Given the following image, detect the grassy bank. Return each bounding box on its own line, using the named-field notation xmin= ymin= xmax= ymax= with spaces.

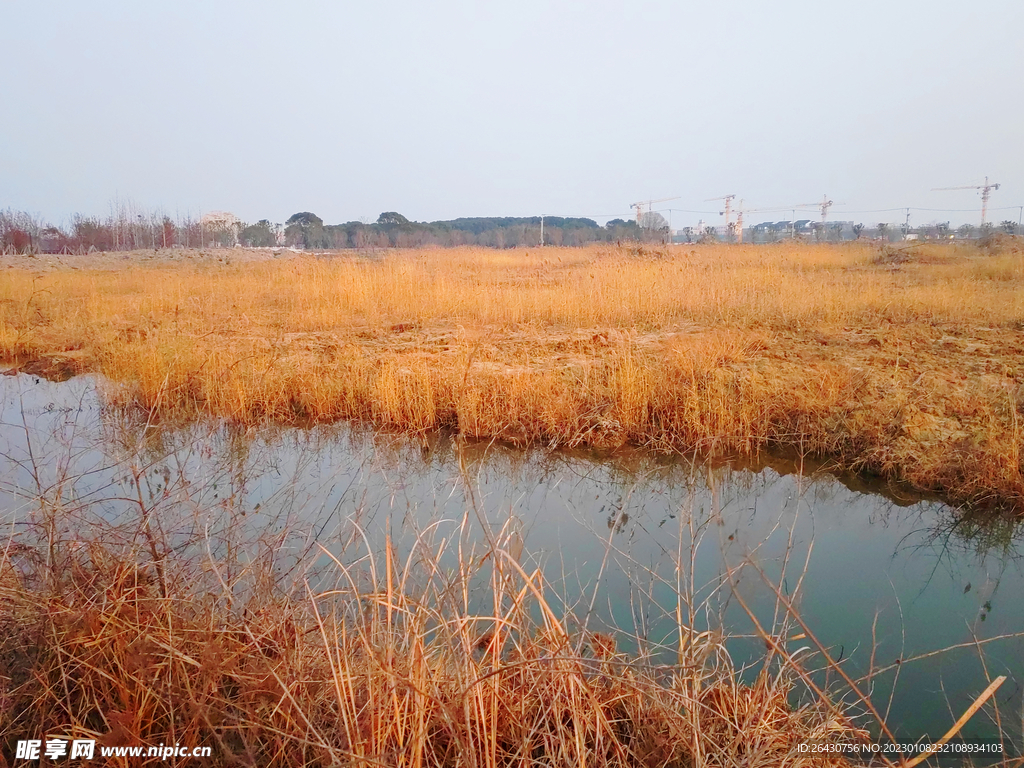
xmin=1 ymin=241 xmax=1022 ymax=510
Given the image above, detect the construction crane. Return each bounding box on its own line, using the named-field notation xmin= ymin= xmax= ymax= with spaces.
xmin=630 ymin=197 xmax=680 ymax=227
xmin=733 ymin=201 xmax=790 ymax=243
xmin=792 ymin=195 xmax=834 ymax=226
xmin=775 ymin=195 xmax=838 ymax=239
xmin=705 ymin=195 xmax=737 ymax=238
xmin=932 ymin=177 xmax=1000 ymax=226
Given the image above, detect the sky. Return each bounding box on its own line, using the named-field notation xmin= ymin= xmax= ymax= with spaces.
xmin=2 ymin=0 xmax=1023 ymax=229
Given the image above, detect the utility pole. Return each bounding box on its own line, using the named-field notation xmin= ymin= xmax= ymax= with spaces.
xmin=540 ymin=215 xmax=544 ymax=247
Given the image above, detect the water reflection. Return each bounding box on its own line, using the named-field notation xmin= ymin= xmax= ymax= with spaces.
xmin=1 ymin=372 xmax=1022 ymax=748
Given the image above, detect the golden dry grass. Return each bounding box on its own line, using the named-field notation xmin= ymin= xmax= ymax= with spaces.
xmin=0 ymin=506 xmax=864 ymax=767
xmin=1 ymin=241 xmax=1023 ymax=510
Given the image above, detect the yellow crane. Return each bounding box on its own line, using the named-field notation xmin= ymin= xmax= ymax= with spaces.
xmin=705 ymin=195 xmax=737 ymax=239
xmin=733 ymin=200 xmax=784 ymax=243
xmin=792 ymin=194 xmax=834 ymax=227
xmin=932 ymin=177 xmax=1000 ymax=226
xmin=630 ymin=197 xmax=680 ymax=227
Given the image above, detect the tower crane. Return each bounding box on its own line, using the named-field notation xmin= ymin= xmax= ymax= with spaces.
xmin=782 ymin=195 xmax=838 ymax=239
xmin=792 ymin=195 xmax=834 ymax=226
xmin=705 ymin=195 xmax=737 ymax=238
xmin=932 ymin=177 xmax=1000 ymax=226
xmin=630 ymin=197 xmax=680 ymax=227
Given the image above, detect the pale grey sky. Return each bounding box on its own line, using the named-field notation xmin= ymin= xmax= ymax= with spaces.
xmin=2 ymin=0 xmax=1022 ymax=228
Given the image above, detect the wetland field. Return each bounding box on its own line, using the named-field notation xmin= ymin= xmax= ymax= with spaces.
xmin=2 ymin=241 xmax=1023 ymax=766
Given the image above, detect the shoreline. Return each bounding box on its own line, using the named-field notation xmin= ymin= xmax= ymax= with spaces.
xmin=2 ymin=242 xmax=1022 ymax=513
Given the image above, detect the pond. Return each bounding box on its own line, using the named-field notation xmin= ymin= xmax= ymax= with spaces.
xmin=2 ymin=371 xmax=1021 ymax=752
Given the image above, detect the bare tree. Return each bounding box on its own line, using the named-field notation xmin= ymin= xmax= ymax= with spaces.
xmin=639 ymin=211 xmax=669 ymax=231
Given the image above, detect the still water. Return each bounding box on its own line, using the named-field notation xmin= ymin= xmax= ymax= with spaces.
xmin=1 ymin=372 xmax=1021 ymax=750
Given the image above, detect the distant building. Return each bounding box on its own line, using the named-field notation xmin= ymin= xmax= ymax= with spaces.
xmin=200 ymin=211 xmax=241 ymax=246
xmin=200 ymin=211 xmax=240 ymax=230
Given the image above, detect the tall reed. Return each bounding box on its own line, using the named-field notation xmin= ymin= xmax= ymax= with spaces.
xmin=1 ymin=458 xmax=868 ymax=766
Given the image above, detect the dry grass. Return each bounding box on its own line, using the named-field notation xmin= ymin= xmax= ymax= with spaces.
xmin=1 ymin=241 xmax=1023 ymax=510
xmin=0 ymin=496 xmax=866 ymax=767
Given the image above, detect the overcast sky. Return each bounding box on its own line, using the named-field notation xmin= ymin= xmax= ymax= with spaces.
xmin=2 ymin=0 xmax=1022 ymax=228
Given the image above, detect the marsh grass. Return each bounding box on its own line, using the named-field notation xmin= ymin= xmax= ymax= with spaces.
xmin=0 ymin=433 xmax=874 ymax=768
xmin=1 ymin=241 xmax=1022 ymax=510
xmin=0 ymin=524 xmax=872 ymax=767
xmin=2 ymin=386 xmax=1022 ymax=767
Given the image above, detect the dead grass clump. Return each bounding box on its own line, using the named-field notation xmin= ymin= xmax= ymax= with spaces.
xmin=978 ymin=232 xmax=1023 ymax=255
xmin=0 ymin=515 xmax=864 ymax=767
xmin=868 ymin=242 xmax=978 ymax=267
xmin=870 ymin=245 xmax=916 ymax=267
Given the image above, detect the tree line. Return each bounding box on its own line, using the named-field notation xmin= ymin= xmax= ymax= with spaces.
xmin=271 ymin=211 xmax=664 ymax=250
xmin=0 ymin=205 xmax=666 ymax=255
xmin=1 ymin=202 xmax=214 ymax=255
xmin=9 ymin=204 xmax=1012 ymax=255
